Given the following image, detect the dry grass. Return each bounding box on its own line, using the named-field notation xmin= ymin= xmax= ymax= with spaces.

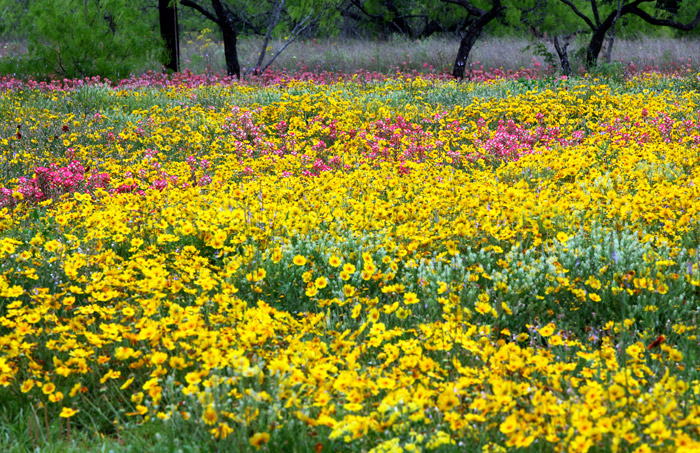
xmin=181 ymin=32 xmax=700 ymax=75
xmin=611 ymin=37 xmax=699 ymax=69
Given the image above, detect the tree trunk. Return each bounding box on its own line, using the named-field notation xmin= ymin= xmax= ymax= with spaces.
xmin=452 ymin=26 xmax=482 ymax=79
xmin=159 ymin=0 xmax=180 ymax=72
xmin=585 ymin=24 xmax=607 ymax=68
xmin=604 ymin=0 xmax=622 ymax=64
xmin=553 ymin=36 xmax=571 ymax=76
xmin=451 ymin=1 xmax=503 ymax=80
xmin=211 ymin=0 xmax=240 ymax=78
xmin=221 ymin=23 xmax=240 ymax=78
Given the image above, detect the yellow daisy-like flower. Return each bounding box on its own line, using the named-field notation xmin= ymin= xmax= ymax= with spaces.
xmin=271 ymin=248 xmax=283 ymax=263
xmin=343 ymin=284 xmax=355 ymax=297
xmin=69 ymin=383 xmax=83 ymax=398
xmin=608 ymin=384 xmax=626 ymax=401
xmin=59 ymin=407 xmax=78 ymax=418
xmin=21 ymin=379 xmax=34 ymax=393
xmin=202 ymin=405 xmax=218 ymax=425
xmin=151 ymin=351 xmax=168 ymax=366
xmin=343 ymin=402 xmax=363 ymax=411
xmin=475 ymin=301 xmax=494 ymax=316
xmin=500 ymin=413 xmax=519 ymax=434
xmin=548 ymin=335 xmax=563 ymax=347
xmin=249 ymin=432 xmax=270 ymax=450
xmin=328 ymin=255 xmax=341 ymax=267
xmin=42 ymin=382 xmax=56 ymax=395
xmin=211 ymin=422 xmax=234 ymax=439
xmin=403 ymin=292 xmax=419 ymax=305
xmin=538 ymin=323 xmax=555 ymax=337
xmin=292 ymin=255 xmax=307 ymax=266
xmin=396 ymin=308 xmax=411 ymax=320
xmin=382 ymin=301 xmax=399 ymax=314
xmin=314 ymin=276 xmax=328 ymax=289
xmin=437 ymin=388 xmax=460 ymax=412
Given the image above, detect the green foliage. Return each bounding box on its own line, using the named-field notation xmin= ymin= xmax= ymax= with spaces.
xmin=0 ymin=0 xmax=163 ymax=80
xmin=0 ymin=0 xmax=28 ymax=38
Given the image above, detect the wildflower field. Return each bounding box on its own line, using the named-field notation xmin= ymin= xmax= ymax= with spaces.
xmin=2 ymin=69 xmax=700 ymax=452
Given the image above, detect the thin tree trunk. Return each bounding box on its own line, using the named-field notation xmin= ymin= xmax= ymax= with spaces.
xmin=250 ymin=0 xmax=285 ymax=75
xmin=159 ymin=0 xmax=180 ymax=72
xmin=259 ymin=12 xmax=314 ymax=74
xmin=553 ymin=36 xmax=571 ymax=76
xmin=604 ymin=0 xmax=622 ymax=64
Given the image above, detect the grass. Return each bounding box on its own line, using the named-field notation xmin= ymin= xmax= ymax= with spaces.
xmin=182 ymin=33 xmax=700 ymax=75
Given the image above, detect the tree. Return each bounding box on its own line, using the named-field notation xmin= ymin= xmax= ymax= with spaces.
xmin=0 ymin=0 xmax=162 ymax=79
xmin=340 ymin=0 xmax=451 ymax=39
xmin=558 ymin=0 xmax=700 ymax=68
xmin=440 ymin=0 xmax=505 ymax=79
xmin=160 ymin=0 xmax=180 ymax=72
xmin=178 ymin=0 xmax=337 ymax=78
xmin=341 ymin=0 xmax=415 ymax=37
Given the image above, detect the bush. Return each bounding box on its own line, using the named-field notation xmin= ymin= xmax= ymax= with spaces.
xmin=1 ymin=0 xmax=163 ymax=80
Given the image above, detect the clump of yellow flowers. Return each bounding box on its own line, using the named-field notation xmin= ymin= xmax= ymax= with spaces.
xmin=1 ymin=71 xmax=700 ymax=451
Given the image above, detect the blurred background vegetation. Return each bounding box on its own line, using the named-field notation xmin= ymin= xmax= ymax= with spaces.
xmin=0 ymin=0 xmax=698 ymax=80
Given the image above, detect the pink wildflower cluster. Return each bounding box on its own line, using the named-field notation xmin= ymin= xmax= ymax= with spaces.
xmin=187 ymin=155 xmax=212 ymax=187
xmin=1 ymin=62 xmax=697 ymax=93
xmin=600 ymin=110 xmax=700 ymax=146
xmin=0 ymin=161 xmax=110 ymax=209
xmin=1 ymin=65 xmax=551 ymax=93
xmin=0 ymin=75 xmax=108 ymax=92
xmin=622 ymin=58 xmax=696 ymax=78
xmin=218 ymin=106 xmax=580 ymax=178
xmin=1 ymin=148 xmax=217 ymax=210
xmin=357 ymin=116 xmax=435 ymax=163
xmin=470 ymin=118 xmax=575 ymax=163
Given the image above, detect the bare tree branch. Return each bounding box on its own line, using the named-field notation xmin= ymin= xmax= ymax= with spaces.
xmin=439 ymin=0 xmax=485 ymax=17
xmin=261 ymin=11 xmax=314 ymax=73
xmin=559 ymin=0 xmax=596 ymax=30
xmin=590 ymin=0 xmax=600 ymax=27
xmin=247 ymin=0 xmax=285 ymax=75
xmin=350 ymin=0 xmax=385 ymax=21
xmin=180 ymin=0 xmax=220 ymax=25
xmin=628 ymin=4 xmax=700 ymax=31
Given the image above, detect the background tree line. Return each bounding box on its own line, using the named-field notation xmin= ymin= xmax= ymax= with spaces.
xmin=0 ymin=0 xmax=698 ymax=80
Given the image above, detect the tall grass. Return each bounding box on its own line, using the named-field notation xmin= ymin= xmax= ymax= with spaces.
xmin=181 ymin=31 xmax=700 ymax=75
